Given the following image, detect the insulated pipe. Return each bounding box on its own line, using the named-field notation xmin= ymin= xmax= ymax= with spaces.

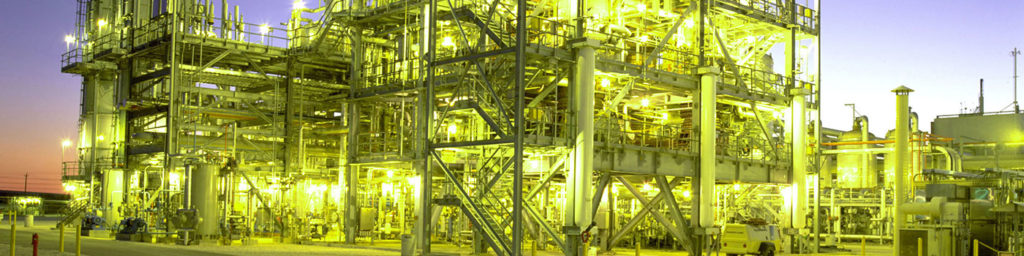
xmin=698 ymin=66 xmax=720 ymax=228
xmin=933 ymin=146 xmax=962 ymax=171
xmin=854 ymin=116 xmax=869 ymax=143
xmin=854 ymin=115 xmax=870 ymax=188
xmin=791 ymin=88 xmax=809 ymax=230
xmin=901 ymin=197 xmax=947 ymax=218
xmin=569 ymin=38 xmax=597 ymax=229
xmin=221 ymin=0 xmax=228 ymax=38
xmin=892 ymin=86 xmax=913 ymax=255
xmin=233 ymin=5 xmax=240 ymax=39
xmin=910 ymin=112 xmax=919 ymax=132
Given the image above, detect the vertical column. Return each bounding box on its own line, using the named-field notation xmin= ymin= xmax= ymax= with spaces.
xmin=81 ymin=72 xmax=118 ymax=175
xmin=692 ymin=66 xmax=719 ymax=256
xmin=284 ymin=60 xmax=300 ymax=174
xmin=566 ymin=38 xmax=598 ymax=256
xmin=344 ymin=101 xmax=359 ymax=244
xmin=418 ymin=1 xmax=436 ymax=253
xmin=697 ymin=66 xmax=718 ymax=228
xmin=892 ymin=86 xmax=913 ymax=255
xmin=192 ymin=163 xmax=220 ymax=239
xmin=791 ymin=88 xmax=809 ymax=231
xmin=512 ymin=0 xmax=527 ymax=251
xmin=344 ymin=28 xmax=365 ymax=245
xmin=784 ymin=1 xmax=801 ymax=251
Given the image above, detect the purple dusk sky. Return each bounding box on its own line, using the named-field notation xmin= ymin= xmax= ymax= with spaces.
xmin=0 ymin=1 xmax=1022 ymax=193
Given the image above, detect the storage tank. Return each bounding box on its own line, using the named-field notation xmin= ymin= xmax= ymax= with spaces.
xmin=883 ymin=130 xmax=922 ymax=188
xmin=191 ymin=163 xmax=220 ymax=238
xmin=836 ymin=130 xmax=877 ymax=188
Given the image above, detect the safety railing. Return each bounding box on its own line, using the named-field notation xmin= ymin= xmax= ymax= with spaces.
xmin=522 ymin=14 xmax=814 ymax=101
xmin=130 ymin=14 xmax=291 ymax=50
xmin=60 ymin=48 xmax=84 ymax=69
xmin=62 ymin=159 xmax=122 ymax=179
xmin=719 ymin=0 xmax=818 ymax=32
xmin=796 ymin=5 xmax=818 ymax=31
xmin=360 ymin=59 xmax=422 ymax=90
xmin=521 ymin=109 xmax=788 ymax=163
xmin=523 ymin=107 xmax=571 ymax=141
xmin=524 ymin=16 xmax=572 ymax=50
xmin=131 ymin=15 xmax=173 ymax=47
xmin=433 ymin=13 xmax=517 ymax=61
xmin=595 ymin=116 xmax=696 ymax=152
xmin=332 ymin=0 xmax=423 ymax=15
xmin=61 ymin=29 xmax=127 ymax=69
xmin=63 ymin=14 xmax=291 ymax=69
xmin=720 ymin=63 xmax=789 ymax=97
xmin=354 ymin=130 xmax=415 ymax=160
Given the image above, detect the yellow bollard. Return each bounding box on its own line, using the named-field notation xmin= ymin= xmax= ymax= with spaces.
xmin=10 ymin=211 xmax=16 ymax=256
xmin=76 ymin=224 xmax=82 ymax=256
xmin=59 ymin=224 xmax=65 ymax=253
xmin=531 ymin=240 xmax=536 ymax=256
xmin=635 ymin=239 xmax=641 ymax=256
xmin=918 ymin=238 xmax=923 ymax=256
xmin=861 ymin=237 xmax=866 ymax=256
xmin=973 ymin=239 xmax=979 ymax=256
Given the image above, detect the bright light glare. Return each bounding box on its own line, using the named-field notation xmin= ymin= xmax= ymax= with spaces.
xmin=637 ymin=3 xmax=646 ymax=12
xmin=600 ymin=78 xmax=611 ymax=88
xmin=682 ymin=190 xmax=691 ymax=198
xmin=64 ymin=35 xmax=75 ymax=44
xmin=293 ymin=0 xmax=306 ymax=10
xmin=259 ymin=24 xmax=270 ymax=35
xmin=441 ymin=36 xmax=455 ymax=48
xmin=447 ymin=124 xmax=458 ymax=135
xmin=62 ymin=139 xmax=72 ymax=147
xmin=63 ymin=184 xmax=77 ymax=192
xmin=97 ymin=135 xmax=105 ymax=141
xmin=97 ymin=19 xmax=108 ymax=28
xmin=640 ymin=98 xmax=650 ymax=108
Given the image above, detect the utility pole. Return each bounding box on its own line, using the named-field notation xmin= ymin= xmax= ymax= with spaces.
xmin=845 ymin=103 xmax=856 ymax=121
xmin=979 ymin=79 xmax=985 ymax=114
xmin=1012 ymin=48 xmax=1020 ymax=113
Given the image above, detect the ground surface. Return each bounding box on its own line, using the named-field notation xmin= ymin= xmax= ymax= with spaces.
xmin=0 ymin=216 xmax=891 ymax=255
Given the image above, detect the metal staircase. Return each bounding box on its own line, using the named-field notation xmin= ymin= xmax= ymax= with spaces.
xmin=57 ymin=199 xmax=90 ymax=228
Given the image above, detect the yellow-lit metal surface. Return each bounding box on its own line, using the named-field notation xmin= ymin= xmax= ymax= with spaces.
xmin=55 ymin=0 xmax=835 ymax=255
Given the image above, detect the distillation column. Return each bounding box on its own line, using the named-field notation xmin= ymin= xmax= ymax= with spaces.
xmin=695 ymin=66 xmax=720 ymax=254
xmin=892 ymin=86 xmax=913 ymax=255
xmin=791 ymin=87 xmax=809 ymax=244
xmin=566 ymin=38 xmax=598 ymax=256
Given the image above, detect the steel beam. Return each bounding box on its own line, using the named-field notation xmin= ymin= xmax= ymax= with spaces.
xmin=641 ymin=5 xmax=696 ymax=70
xmin=616 ymin=177 xmax=689 ymax=246
xmin=512 ymin=0 xmax=526 ymax=251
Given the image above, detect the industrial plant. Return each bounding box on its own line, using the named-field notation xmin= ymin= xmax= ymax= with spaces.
xmin=49 ymin=0 xmax=1024 ymax=255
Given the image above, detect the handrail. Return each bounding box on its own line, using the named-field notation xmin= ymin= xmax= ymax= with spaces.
xmin=973 ymin=239 xmax=1003 ymax=256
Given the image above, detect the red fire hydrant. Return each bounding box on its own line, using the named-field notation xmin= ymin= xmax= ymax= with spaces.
xmin=31 ymin=233 xmax=38 ymax=256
